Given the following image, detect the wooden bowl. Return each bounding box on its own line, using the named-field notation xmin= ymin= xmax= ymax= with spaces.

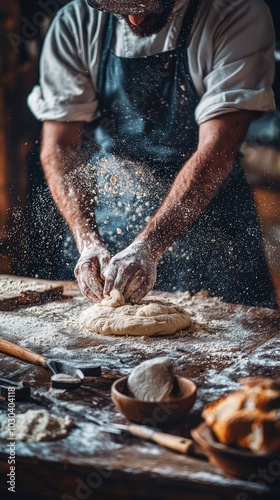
xmin=191 ymin=422 xmax=280 ymax=480
xmin=111 ymin=375 xmax=197 ymax=424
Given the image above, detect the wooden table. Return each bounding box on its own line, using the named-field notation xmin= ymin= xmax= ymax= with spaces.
xmin=0 ymin=276 xmax=280 ymax=500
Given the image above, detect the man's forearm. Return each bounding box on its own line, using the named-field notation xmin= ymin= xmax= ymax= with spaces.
xmin=136 ymin=148 xmax=232 ymax=256
xmin=40 ymin=121 xmax=100 ymax=253
xmin=135 ymin=111 xmax=254 ymax=257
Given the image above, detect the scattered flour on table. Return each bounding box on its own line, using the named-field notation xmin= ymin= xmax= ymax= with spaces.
xmin=1 ymin=409 xmax=73 ymax=442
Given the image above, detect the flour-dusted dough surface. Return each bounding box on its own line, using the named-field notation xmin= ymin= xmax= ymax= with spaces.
xmin=79 ymin=291 xmax=192 ymax=336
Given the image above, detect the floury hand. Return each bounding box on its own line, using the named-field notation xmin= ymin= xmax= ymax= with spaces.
xmin=74 ymin=243 xmax=111 ymax=302
xmin=103 ymin=241 xmax=158 ymax=304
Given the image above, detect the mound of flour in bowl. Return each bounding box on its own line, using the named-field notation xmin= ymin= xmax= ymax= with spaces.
xmin=128 ymin=357 xmax=175 ymax=402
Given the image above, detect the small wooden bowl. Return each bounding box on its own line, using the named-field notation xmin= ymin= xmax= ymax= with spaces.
xmin=191 ymin=422 xmax=280 ymax=480
xmin=111 ymin=376 xmax=197 ymax=424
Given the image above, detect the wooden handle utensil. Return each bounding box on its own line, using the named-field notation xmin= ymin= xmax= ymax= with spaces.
xmin=0 ymin=338 xmax=47 ymax=367
xmin=128 ymin=424 xmax=194 ymax=454
xmin=0 ymin=338 xmax=101 ymax=380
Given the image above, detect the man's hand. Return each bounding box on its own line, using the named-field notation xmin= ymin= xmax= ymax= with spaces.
xmin=103 ymin=241 xmax=158 ymax=303
xmin=74 ymin=243 xmax=111 ymax=302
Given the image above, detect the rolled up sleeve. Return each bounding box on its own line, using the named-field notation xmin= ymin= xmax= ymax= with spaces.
xmin=28 ymin=8 xmax=98 ymax=123
xmin=195 ymin=0 xmax=275 ymax=124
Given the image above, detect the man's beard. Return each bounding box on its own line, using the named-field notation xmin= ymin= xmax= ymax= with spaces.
xmin=123 ymin=0 xmax=176 ymax=37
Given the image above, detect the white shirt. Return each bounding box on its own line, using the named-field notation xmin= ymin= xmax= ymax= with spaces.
xmin=28 ymin=0 xmax=276 ymax=125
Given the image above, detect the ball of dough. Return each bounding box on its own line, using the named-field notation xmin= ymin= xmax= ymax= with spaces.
xmin=79 ymin=295 xmax=192 ymax=337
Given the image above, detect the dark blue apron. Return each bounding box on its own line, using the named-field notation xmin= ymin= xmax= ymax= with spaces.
xmin=64 ymin=2 xmax=277 ymax=308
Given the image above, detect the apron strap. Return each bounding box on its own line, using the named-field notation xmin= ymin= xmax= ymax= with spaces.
xmin=177 ymin=0 xmax=201 ymax=47
xmin=97 ymin=13 xmax=115 ymax=93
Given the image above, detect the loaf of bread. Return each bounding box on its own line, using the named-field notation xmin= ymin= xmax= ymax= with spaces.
xmin=202 ymin=377 xmax=280 ymax=453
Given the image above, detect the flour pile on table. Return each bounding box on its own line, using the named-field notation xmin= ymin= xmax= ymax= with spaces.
xmin=79 ymin=290 xmax=193 ymax=336
xmin=1 ymin=409 xmax=73 ymax=442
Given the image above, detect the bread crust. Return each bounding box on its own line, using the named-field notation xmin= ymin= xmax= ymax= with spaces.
xmin=202 ymin=377 xmax=280 ymax=453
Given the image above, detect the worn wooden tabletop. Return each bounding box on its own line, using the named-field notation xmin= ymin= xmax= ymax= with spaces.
xmin=0 ymin=275 xmax=280 ymax=500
